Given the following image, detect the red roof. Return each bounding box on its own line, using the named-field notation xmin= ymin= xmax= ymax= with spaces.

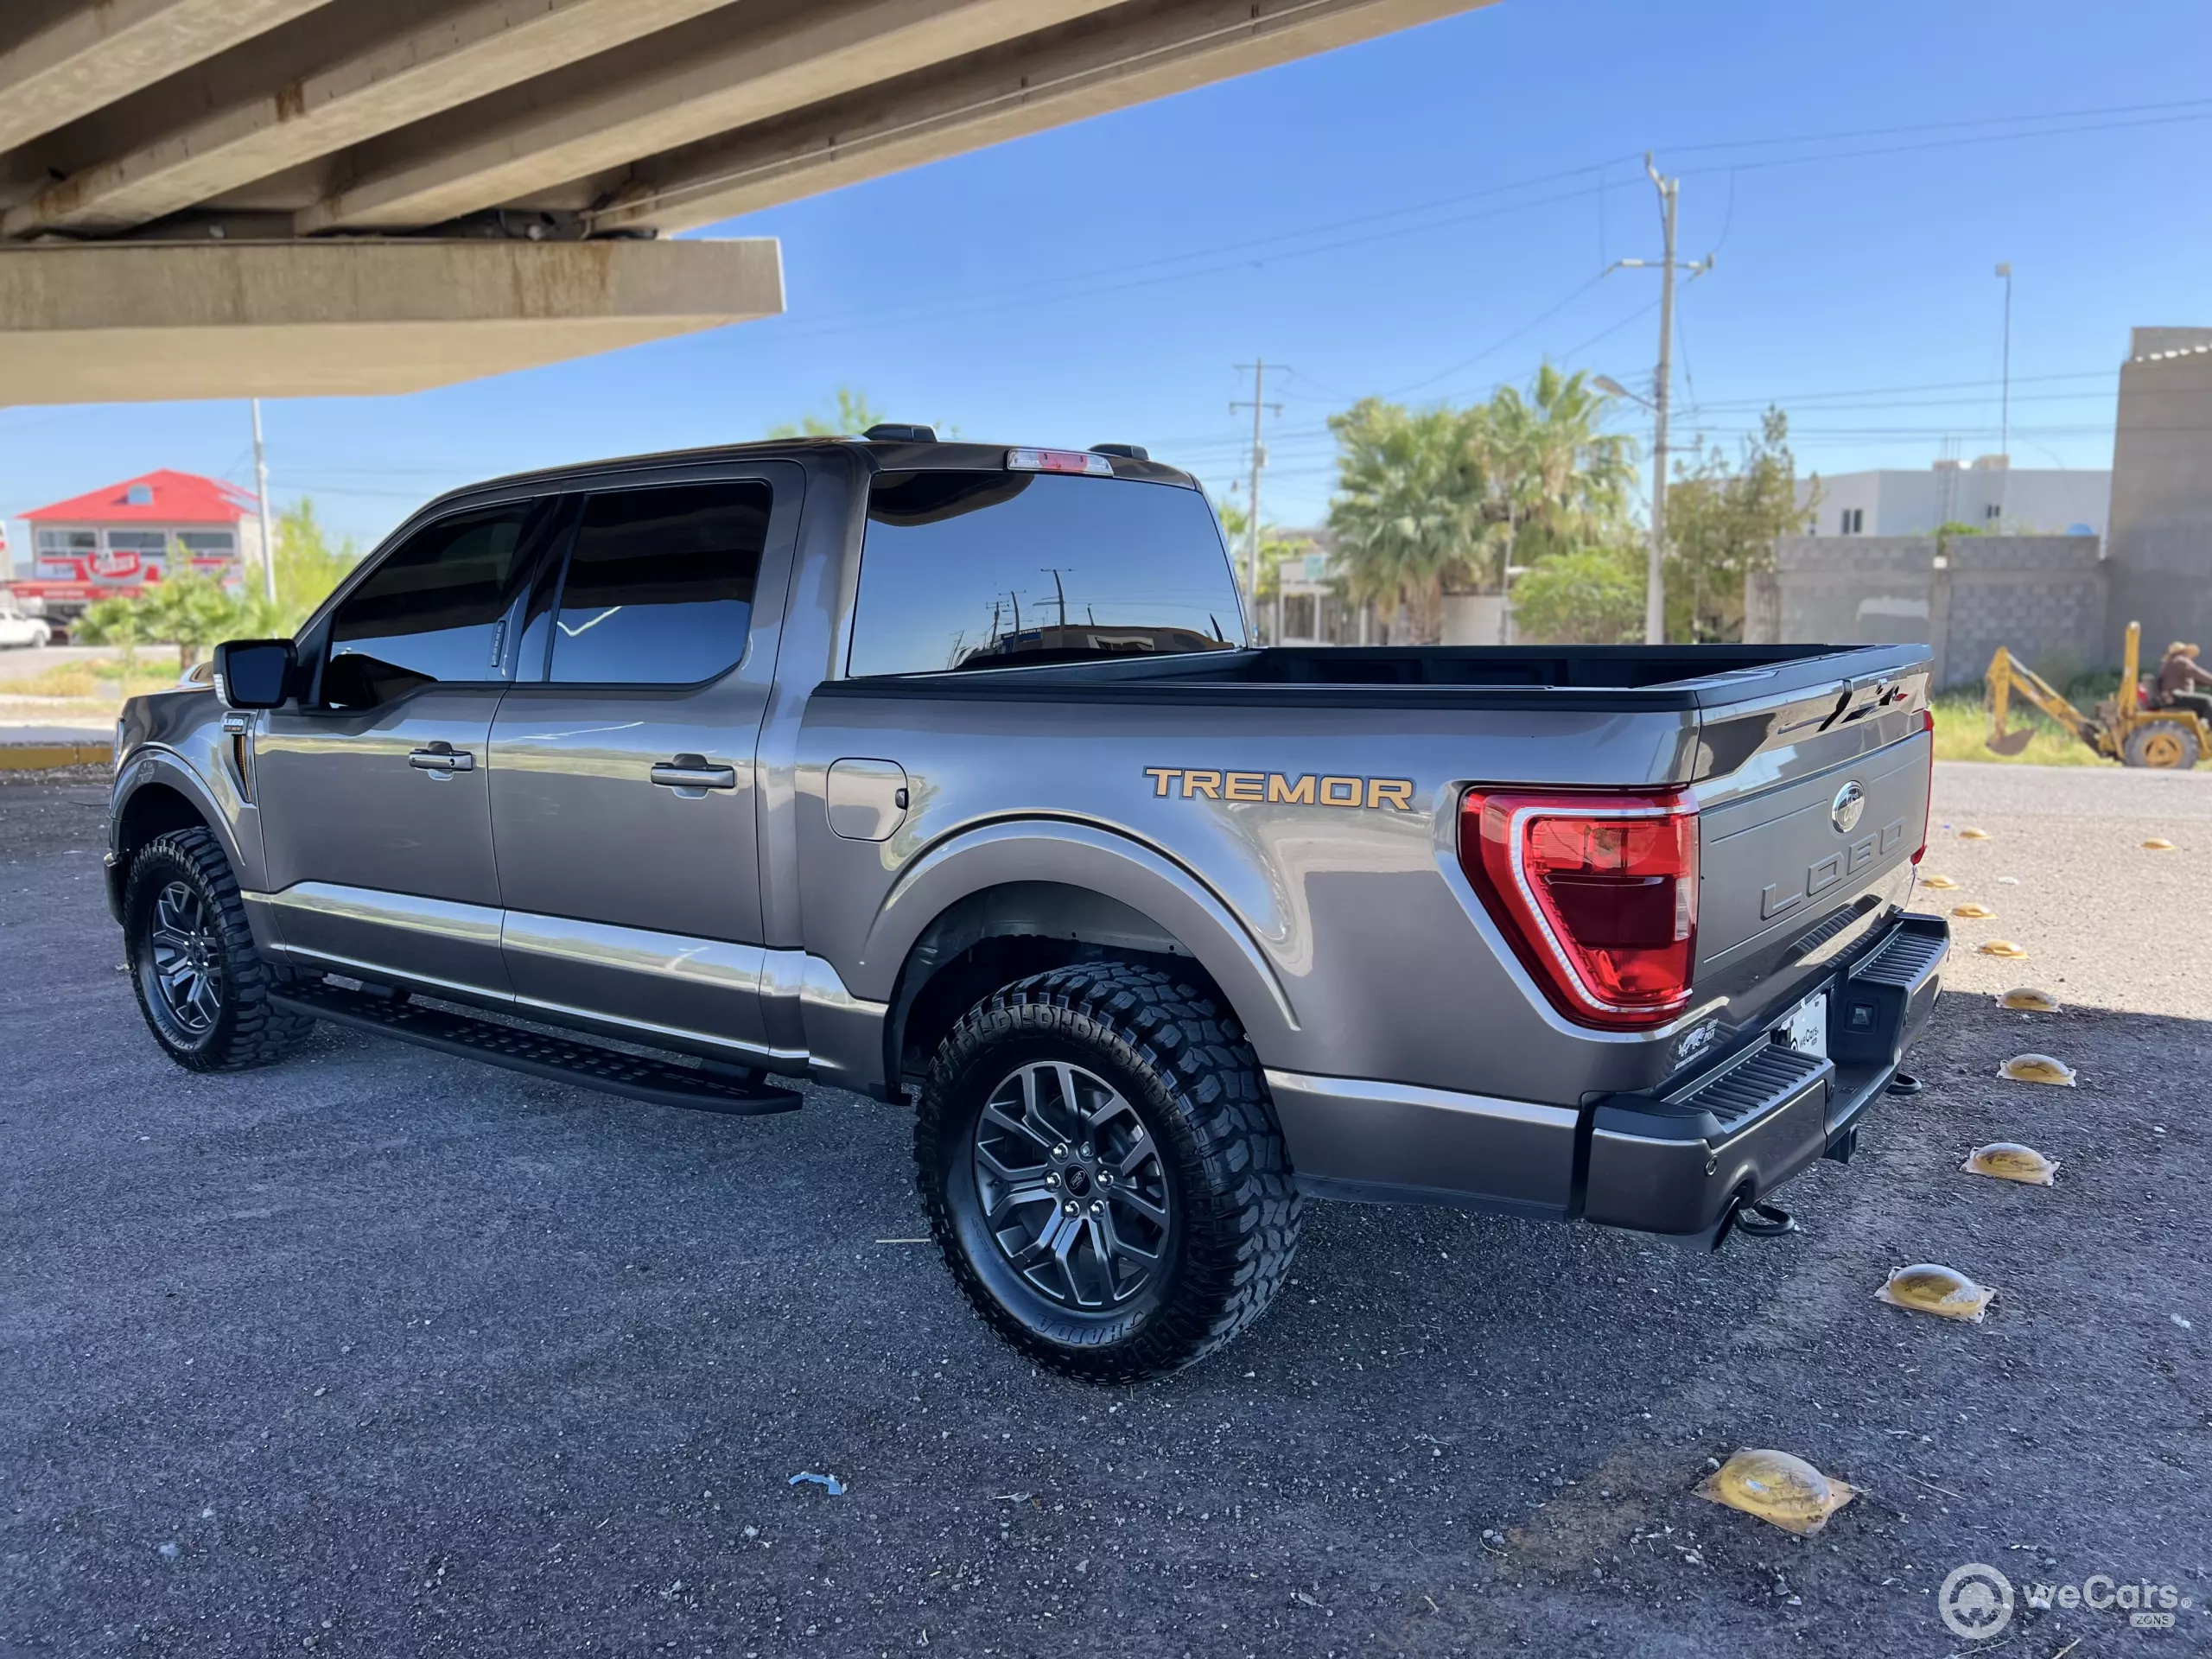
xmin=23 ymin=468 xmax=257 ymax=524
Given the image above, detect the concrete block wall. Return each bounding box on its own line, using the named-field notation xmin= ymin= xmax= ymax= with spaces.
xmin=1765 ymin=535 xmax=1938 ymax=649
xmin=1751 ymin=534 xmax=2106 ymax=686
xmin=1939 ymin=536 xmax=2107 ymax=688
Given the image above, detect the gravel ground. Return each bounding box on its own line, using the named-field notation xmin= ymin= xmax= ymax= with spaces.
xmin=3 ymin=763 xmax=2209 ymax=1658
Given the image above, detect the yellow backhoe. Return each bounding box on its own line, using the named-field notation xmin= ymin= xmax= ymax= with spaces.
xmin=1986 ymin=620 xmax=2207 ymax=768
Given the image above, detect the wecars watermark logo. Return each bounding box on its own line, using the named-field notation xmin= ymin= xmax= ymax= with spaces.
xmin=1940 ymin=1562 xmax=2191 ymax=1639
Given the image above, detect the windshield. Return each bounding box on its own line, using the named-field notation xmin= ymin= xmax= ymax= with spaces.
xmin=847 ymin=469 xmax=1246 ymax=676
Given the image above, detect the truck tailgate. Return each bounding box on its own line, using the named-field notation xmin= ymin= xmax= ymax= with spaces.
xmin=1694 ymin=704 xmax=1931 ymax=1034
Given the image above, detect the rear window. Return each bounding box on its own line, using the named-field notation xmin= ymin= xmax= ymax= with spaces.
xmin=846 ymin=470 xmax=1245 ymax=677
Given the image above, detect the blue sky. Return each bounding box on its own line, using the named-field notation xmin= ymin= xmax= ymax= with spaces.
xmin=5 ymin=0 xmax=2209 ymax=563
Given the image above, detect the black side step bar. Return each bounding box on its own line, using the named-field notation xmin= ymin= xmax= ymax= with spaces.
xmin=270 ymin=980 xmax=803 ymax=1116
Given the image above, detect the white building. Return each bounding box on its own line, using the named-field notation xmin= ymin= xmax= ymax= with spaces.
xmin=1796 ymin=457 xmax=2110 ymax=542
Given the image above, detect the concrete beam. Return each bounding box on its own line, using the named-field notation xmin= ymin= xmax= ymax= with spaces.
xmin=595 ymin=0 xmax=1497 ymax=234
xmin=0 ymin=236 xmax=782 ymax=401
xmin=0 ymin=0 xmax=330 ymax=156
xmin=4 ymin=0 xmax=738 ymax=238
xmin=298 ymin=0 xmax=1126 ymax=234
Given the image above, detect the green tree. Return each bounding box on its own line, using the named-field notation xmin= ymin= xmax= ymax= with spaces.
xmin=1478 ymin=364 xmax=1637 ymax=573
xmin=1213 ymin=496 xmax=1304 ymax=605
xmin=1325 ymin=368 xmax=1639 ymax=642
xmin=137 ymin=575 xmax=252 ymax=670
xmin=1664 ymin=406 xmax=1808 ymax=643
xmin=73 ymin=594 xmax=145 ymax=667
xmin=1508 ymin=541 xmax=1645 ymax=644
xmin=769 ymin=386 xmax=887 ymax=438
xmin=1325 ymin=398 xmax=1488 ymax=642
xmin=268 ymin=499 xmax=359 ymax=630
xmin=82 ymin=575 xmax=245 ymax=670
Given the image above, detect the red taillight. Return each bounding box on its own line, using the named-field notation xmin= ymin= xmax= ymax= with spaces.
xmin=1458 ymin=790 xmax=1700 ymax=1029
xmin=1911 ymin=705 xmax=1935 ymax=864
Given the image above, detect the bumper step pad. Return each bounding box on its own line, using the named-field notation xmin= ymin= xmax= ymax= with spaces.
xmin=1672 ymin=1043 xmax=1829 ymax=1131
xmin=271 ymin=979 xmax=803 ymax=1116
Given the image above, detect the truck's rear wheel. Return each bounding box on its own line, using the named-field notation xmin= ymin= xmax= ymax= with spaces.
xmin=916 ymin=963 xmax=1301 ymax=1382
xmin=124 ymin=827 xmax=313 ymax=1071
xmin=2122 ymin=720 xmax=2200 ymax=770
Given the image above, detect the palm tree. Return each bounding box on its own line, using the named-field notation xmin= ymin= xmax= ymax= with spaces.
xmin=1478 ymin=364 xmax=1636 ymax=568
xmin=1325 ymin=398 xmax=1487 ymax=643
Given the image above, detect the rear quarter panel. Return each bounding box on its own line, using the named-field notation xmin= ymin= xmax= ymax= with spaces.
xmin=795 ymin=688 xmax=1719 ymax=1105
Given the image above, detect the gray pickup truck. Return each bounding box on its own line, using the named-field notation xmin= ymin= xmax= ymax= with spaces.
xmin=108 ymin=431 xmax=1946 ymax=1381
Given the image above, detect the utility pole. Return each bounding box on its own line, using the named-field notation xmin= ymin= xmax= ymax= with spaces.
xmin=1605 ymin=157 xmax=1709 ymax=645
xmin=1648 ymin=159 xmax=1676 ymax=647
xmin=1995 ymin=262 xmax=2013 ymax=461
xmin=1039 ymin=567 xmax=1073 ymax=628
xmin=251 ymin=398 xmax=276 ymax=605
xmin=1230 ymin=361 xmax=1284 ymax=637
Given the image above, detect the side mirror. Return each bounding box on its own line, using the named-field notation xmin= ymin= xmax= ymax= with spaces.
xmin=213 ymin=638 xmax=296 ymax=709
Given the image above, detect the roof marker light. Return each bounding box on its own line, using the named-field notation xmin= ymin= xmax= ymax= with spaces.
xmin=1007 ymin=447 xmax=1114 ymax=476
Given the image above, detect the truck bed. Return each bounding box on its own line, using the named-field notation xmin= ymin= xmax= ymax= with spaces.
xmin=823 ymin=642 xmax=1930 ymax=712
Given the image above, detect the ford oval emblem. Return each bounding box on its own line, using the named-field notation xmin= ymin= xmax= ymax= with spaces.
xmin=1831 ymin=779 xmax=1867 ymax=834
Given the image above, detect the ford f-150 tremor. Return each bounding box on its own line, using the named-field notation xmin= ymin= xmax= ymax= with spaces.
xmin=107 ymin=430 xmax=1946 ymax=1381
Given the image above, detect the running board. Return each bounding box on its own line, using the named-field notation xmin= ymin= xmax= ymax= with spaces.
xmin=270 ymin=980 xmax=803 ymax=1116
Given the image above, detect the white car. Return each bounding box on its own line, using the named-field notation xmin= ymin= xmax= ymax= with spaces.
xmin=0 ymin=599 xmax=54 ymax=649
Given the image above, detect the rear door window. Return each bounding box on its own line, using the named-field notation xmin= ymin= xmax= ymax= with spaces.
xmin=848 ymin=471 xmax=1244 ymax=677
xmin=546 ymin=481 xmax=771 ymax=685
xmin=323 ymin=499 xmax=557 ymax=708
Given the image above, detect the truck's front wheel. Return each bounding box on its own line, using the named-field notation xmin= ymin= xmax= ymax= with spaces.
xmin=915 ymin=963 xmax=1301 ymax=1382
xmin=124 ymin=827 xmax=314 ymax=1072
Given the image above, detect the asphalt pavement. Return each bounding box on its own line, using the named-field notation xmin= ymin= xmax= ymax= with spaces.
xmin=3 ymin=763 xmax=2209 ymax=1657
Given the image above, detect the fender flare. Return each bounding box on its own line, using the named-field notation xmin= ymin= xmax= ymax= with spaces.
xmin=858 ymin=818 xmax=1300 ymax=1052
xmin=112 ymin=747 xmax=256 ymax=891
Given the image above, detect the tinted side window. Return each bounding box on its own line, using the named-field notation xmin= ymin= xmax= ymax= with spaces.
xmin=324 ymin=499 xmax=555 ymax=708
xmin=849 ymin=472 xmax=1243 ymax=677
xmin=548 ymin=481 xmax=770 ymax=685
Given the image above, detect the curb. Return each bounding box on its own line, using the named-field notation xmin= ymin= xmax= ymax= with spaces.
xmin=0 ymin=741 xmax=114 ymax=772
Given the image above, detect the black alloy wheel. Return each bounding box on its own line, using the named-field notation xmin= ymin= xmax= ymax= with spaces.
xmin=969 ymin=1058 xmax=1173 ymax=1313
xmin=143 ymin=880 xmax=226 ymax=1036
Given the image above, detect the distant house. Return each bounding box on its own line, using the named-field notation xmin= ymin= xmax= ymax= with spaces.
xmin=12 ymin=469 xmax=262 ymax=635
xmin=1796 ymin=457 xmax=2110 ymax=541
xmin=1265 ymin=528 xmax=1411 ymax=645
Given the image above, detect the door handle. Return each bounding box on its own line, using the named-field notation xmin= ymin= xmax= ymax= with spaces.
xmin=408 ymin=745 xmax=475 ymax=774
xmin=651 ymin=754 xmax=737 ymax=791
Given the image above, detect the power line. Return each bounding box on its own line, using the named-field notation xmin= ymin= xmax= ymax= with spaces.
xmin=1678 ymin=105 xmax=2212 ymax=182
xmin=751 ymin=95 xmax=2212 ymax=350
xmin=1661 ymin=93 xmax=2212 ymax=161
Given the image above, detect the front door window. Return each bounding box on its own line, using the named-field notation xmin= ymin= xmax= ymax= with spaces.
xmin=323 ymin=499 xmax=559 ymax=708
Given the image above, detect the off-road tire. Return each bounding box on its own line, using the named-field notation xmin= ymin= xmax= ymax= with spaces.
xmin=124 ymin=827 xmax=314 ymax=1071
xmin=2122 ymin=720 xmax=2201 ymax=770
xmin=916 ymin=963 xmax=1302 ymax=1382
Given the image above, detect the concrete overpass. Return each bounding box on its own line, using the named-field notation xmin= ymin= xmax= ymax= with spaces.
xmin=0 ymin=0 xmax=1494 ymax=401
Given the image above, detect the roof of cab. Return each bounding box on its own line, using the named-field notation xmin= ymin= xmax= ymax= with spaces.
xmin=430 ymin=435 xmax=1202 ymax=508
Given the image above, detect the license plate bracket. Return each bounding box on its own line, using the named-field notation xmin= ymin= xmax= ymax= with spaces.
xmin=1776 ymin=991 xmax=1829 ymax=1059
